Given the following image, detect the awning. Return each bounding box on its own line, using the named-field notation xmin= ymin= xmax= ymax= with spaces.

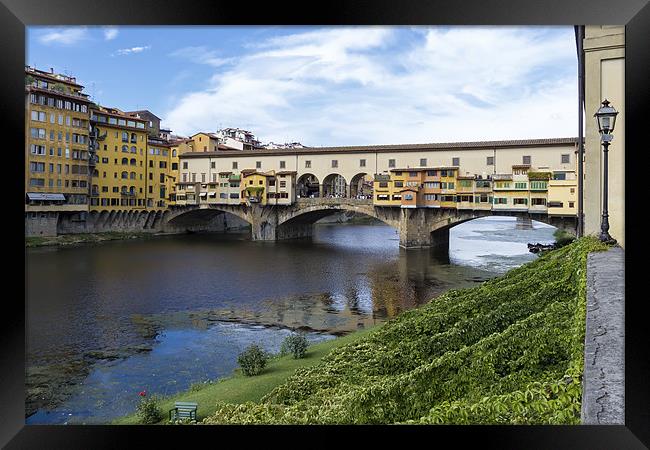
xmin=27 ymin=193 xmax=66 ymax=201
xmin=208 ymin=192 xmax=217 ymax=197
xmin=199 ymin=192 xmax=208 ymax=197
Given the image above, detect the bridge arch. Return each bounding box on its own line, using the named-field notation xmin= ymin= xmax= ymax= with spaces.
xmin=164 ymin=205 xmax=253 ymax=231
xmin=322 ymin=173 xmax=347 ymax=198
xmin=276 ymin=200 xmax=401 ymax=237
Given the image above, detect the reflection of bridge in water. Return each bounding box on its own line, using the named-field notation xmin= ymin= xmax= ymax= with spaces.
xmin=163 ymin=198 xmax=576 ymax=251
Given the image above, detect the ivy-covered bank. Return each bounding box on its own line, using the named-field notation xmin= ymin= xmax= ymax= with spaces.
xmin=203 ymin=237 xmax=610 ymax=425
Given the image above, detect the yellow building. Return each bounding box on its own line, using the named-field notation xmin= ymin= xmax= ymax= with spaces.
xmin=527 ymin=170 xmax=552 ymax=214
xmin=89 ymin=106 xmax=148 ymax=211
xmin=190 ymin=132 xmax=221 ymax=153
xmin=548 ymin=170 xmax=578 ymax=216
xmin=373 ymin=174 xmax=398 ymax=206
xmin=241 ymin=169 xmax=270 ymax=205
xmin=25 ymin=66 xmax=92 ymax=235
xmin=146 ymin=138 xmax=173 ymax=209
xmin=438 ymin=167 xmax=458 ymax=208
xmin=456 ymin=175 xmax=476 ymax=210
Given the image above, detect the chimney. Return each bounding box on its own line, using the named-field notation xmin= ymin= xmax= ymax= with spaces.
xmin=50 ymin=67 xmax=54 ymax=74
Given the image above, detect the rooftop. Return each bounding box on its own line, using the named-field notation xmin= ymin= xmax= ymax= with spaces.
xmin=180 ymin=137 xmax=578 ymax=158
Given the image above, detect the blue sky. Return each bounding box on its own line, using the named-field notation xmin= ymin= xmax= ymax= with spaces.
xmin=27 ymin=26 xmax=578 ymax=146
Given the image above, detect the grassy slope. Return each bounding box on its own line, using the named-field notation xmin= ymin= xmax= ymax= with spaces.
xmin=202 ymin=237 xmax=610 ymax=425
xmin=114 ymin=326 xmax=377 ymax=424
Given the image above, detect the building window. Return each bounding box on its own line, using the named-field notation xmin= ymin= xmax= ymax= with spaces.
xmin=561 ymin=154 xmax=570 ymax=164
xmin=182 ymin=162 xmax=188 ymax=169
xmin=279 ymin=160 xmax=286 ymax=169
xmin=420 ymin=158 xmax=427 ymax=166
xmin=201 ymin=173 xmax=206 ymax=183
xmin=210 ymin=162 xmax=216 ymax=169
xmin=232 ymin=162 xmax=238 ymax=169
xmin=523 ymin=155 xmax=531 ymax=165
xmin=487 ymin=156 xmax=494 ymax=166
xmin=305 ymin=160 xmax=311 ymax=168
xmin=256 ymin=161 xmax=262 ymax=169
xmin=569 ymin=202 xmax=575 ymax=208
xmin=360 ymin=159 xmax=366 ymax=167
xmin=452 ymin=157 xmax=460 ymax=166
xmin=332 ymin=160 xmax=338 ymax=168
xmin=388 ymin=159 xmax=396 ymax=168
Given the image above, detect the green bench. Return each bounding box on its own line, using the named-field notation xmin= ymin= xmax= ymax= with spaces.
xmin=169 ymin=401 xmax=198 ymax=423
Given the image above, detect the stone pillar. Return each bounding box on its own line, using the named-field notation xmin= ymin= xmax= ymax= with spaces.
xmin=398 ymin=208 xmax=431 ymax=248
xmin=250 ymin=205 xmax=278 ymax=241
xmin=318 ymin=184 xmax=324 ymax=198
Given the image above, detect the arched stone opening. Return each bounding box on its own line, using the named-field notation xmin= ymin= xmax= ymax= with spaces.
xmin=350 ymin=173 xmax=373 ymax=199
xmin=322 ymin=174 xmax=347 ymax=198
xmin=296 ymin=173 xmax=320 ymax=198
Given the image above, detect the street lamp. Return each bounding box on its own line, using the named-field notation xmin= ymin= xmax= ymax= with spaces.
xmin=594 ymin=99 xmax=618 ymax=244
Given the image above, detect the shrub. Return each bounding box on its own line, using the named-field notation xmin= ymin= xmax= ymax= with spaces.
xmin=136 ymin=393 xmax=163 ymax=424
xmin=237 ymin=344 xmax=268 ymax=376
xmin=281 ymin=333 xmax=309 ymax=359
xmin=553 ymin=229 xmax=575 ymax=248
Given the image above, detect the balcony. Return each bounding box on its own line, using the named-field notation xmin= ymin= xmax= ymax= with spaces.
xmin=120 ymin=191 xmax=137 ymax=197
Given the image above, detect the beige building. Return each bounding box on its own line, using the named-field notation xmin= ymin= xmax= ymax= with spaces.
xmin=178 ymin=138 xmax=577 ymax=201
xmin=583 ymin=25 xmax=625 ymax=247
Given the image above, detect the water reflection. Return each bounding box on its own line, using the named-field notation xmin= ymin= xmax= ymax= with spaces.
xmin=26 ymin=217 xmax=555 ymax=423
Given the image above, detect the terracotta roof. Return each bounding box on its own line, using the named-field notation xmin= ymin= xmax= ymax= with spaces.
xmin=179 ymin=137 xmax=577 ymax=159
xmin=25 ymin=67 xmax=82 ymax=87
xmin=125 ymin=110 xmax=161 ymax=120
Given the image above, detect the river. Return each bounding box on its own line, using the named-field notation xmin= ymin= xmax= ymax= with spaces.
xmin=25 ymin=217 xmax=556 ymax=424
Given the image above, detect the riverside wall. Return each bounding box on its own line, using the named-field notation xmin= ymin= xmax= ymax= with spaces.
xmin=581 ymin=246 xmax=625 ymax=424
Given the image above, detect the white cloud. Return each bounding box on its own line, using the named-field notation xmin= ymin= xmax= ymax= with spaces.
xmin=170 ymin=46 xmax=235 ymax=67
xmin=164 ymin=26 xmax=578 ymax=146
xmin=113 ymin=45 xmax=151 ymax=56
xmin=103 ymin=27 xmax=119 ymax=41
xmin=38 ymin=27 xmax=89 ymax=45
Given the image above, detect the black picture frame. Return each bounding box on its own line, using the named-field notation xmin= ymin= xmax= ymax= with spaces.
xmin=3 ymin=0 xmax=648 ymax=447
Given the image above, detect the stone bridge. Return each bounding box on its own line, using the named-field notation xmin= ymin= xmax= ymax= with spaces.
xmin=163 ymin=198 xmax=577 ymax=251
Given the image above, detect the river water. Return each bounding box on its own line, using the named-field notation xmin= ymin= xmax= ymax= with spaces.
xmin=25 ymin=217 xmax=556 ymax=424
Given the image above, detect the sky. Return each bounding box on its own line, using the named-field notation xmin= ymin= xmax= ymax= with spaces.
xmin=27 ymin=26 xmax=579 ymax=147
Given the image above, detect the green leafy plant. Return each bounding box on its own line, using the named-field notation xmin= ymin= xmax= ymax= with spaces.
xmin=136 ymin=391 xmax=163 ymax=424
xmin=281 ymin=333 xmax=309 ymax=359
xmin=553 ymin=229 xmax=575 ymax=248
xmin=237 ymin=344 xmax=268 ymax=376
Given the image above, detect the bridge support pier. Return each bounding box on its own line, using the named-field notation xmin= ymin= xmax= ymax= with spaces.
xmin=399 ymin=208 xmax=432 ymax=248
